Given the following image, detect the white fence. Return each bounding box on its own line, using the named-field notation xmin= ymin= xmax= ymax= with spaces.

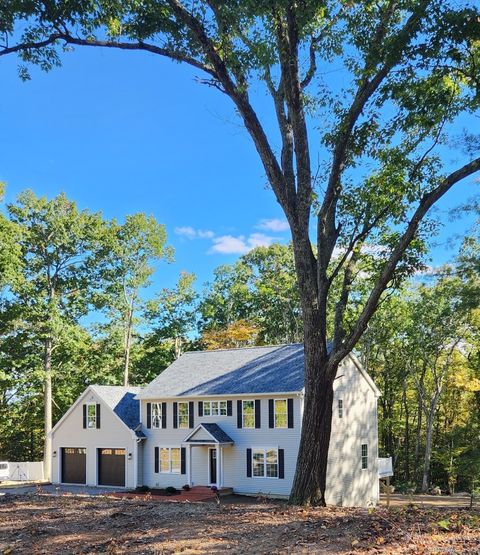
xmin=4 ymin=462 xmax=45 ymax=481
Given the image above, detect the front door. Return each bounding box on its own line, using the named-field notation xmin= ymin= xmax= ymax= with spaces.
xmin=209 ymin=448 xmax=217 ymax=484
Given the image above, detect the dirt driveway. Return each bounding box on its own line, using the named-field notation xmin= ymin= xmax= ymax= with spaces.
xmin=0 ymin=493 xmax=479 ymax=554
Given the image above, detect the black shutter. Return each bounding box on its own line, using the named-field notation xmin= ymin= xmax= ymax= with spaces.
xmin=189 ymin=401 xmax=194 ymax=428
xmin=146 ymin=402 xmax=151 ymax=429
xmin=246 ymin=448 xmax=252 ymax=477
xmin=255 ymin=399 xmax=261 ymax=428
xmin=96 ymin=404 xmax=101 ymax=429
xmin=82 ymin=404 xmax=87 ymax=429
xmin=181 ymin=447 xmax=186 ymax=474
xmin=237 ymin=400 xmax=242 ymax=428
xmin=268 ymin=399 xmax=274 ymax=428
xmin=173 ymin=402 xmax=178 ymax=429
xmin=287 ymin=399 xmax=294 ymax=428
xmin=162 ymin=402 xmax=167 ymax=429
xmin=154 ymin=447 xmax=159 ymax=473
xmin=278 ymin=449 xmax=285 ymax=479
xmin=227 ymin=400 xmax=232 ymax=416
xmin=198 ymin=401 xmax=203 ymax=417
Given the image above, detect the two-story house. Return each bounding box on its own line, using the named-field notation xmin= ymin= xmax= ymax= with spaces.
xmin=50 ymin=343 xmax=381 ymax=506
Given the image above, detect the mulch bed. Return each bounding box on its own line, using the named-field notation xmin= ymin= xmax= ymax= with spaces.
xmin=0 ymin=493 xmax=479 ymax=554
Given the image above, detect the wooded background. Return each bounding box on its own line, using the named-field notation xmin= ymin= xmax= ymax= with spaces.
xmin=0 ymin=187 xmax=478 ymax=494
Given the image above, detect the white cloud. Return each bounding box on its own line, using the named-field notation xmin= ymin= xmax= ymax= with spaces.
xmin=175 ymin=226 xmax=215 ymax=240
xmin=257 ymin=218 xmax=290 ymax=232
xmin=208 ymin=233 xmax=275 ymax=255
xmin=197 ymin=230 xmax=215 ymax=239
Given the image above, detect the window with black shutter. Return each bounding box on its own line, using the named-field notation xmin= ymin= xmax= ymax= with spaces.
xmin=162 ymin=402 xmax=167 ymax=428
xmin=154 ymin=447 xmax=159 ymax=473
xmin=254 ymin=399 xmax=261 ymax=428
xmin=146 ymin=402 xmax=152 ymax=429
xmin=237 ymin=400 xmax=243 ymax=428
xmin=189 ymin=401 xmax=194 ymax=428
xmin=181 ymin=448 xmax=186 ymax=474
xmin=246 ymin=448 xmax=252 ymax=477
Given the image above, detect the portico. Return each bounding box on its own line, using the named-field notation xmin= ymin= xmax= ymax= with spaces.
xmin=182 ymin=423 xmax=234 ymax=488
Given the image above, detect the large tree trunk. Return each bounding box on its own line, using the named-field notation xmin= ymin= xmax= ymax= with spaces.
xmin=43 ymin=337 xmax=53 ymax=481
xmin=289 ymin=312 xmax=337 ymax=506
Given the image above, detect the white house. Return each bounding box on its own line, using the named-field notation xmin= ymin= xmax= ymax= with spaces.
xmin=50 ymin=385 xmax=145 ymax=489
xmin=51 ymin=343 xmax=381 ymax=506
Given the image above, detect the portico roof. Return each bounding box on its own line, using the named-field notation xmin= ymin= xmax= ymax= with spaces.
xmin=183 ymin=423 xmax=234 ymax=445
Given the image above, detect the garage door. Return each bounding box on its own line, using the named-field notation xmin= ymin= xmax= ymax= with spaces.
xmin=97 ymin=448 xmax=126 ymax=487
xmin=61 ymin=448 xmax=86 ymax=484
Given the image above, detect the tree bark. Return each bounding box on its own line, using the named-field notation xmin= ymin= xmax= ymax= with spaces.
xmin=43 ymin=337 xmax=53 ymax=481
xmin=421 ymin=392 xmax=441 ymax=492
xmin=289 ymin=307 xmax=337 ymax=505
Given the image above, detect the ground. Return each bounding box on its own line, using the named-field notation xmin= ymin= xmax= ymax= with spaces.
xmin=0 ymin=493 xmax=479 ymax=554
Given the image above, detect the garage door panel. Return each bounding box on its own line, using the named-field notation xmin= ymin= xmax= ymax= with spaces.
xmin=61 ymin=448 xmax=86 ymax=484
xmin=98 ymin=448 xmax=125 ymax=487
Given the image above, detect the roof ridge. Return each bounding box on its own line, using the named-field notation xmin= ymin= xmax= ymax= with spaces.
xmin=181 ymin=342 xmax=303 ymax=355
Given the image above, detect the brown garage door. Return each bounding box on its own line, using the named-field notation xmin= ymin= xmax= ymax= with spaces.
xmin=61 ymin=448 xmax=86 ymax=484
xmin=97 ymin=448 xmax=126 ymax=487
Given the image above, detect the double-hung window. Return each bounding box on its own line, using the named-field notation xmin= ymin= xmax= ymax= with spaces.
xmin=274 ymin=399 xmax=287 ymax=428
xmin=178 ymin=402 xmax=189 ymax=428
xmin=87 ymin=403 xmax=97 ymax=429
xmin=361 ymin=444 xmax=368 ymax=469
xmin=242 ymin=400 xmax=255 ymax=428
xmin=159 ymin=447 xmax=181 ymax=473
xmin=152 ymin=403 xmax=162 ymax=428
xmin=252 ymin=448 xmax=278 ymax=478
xmin=203 ymin=400 xmax=227 ymax=416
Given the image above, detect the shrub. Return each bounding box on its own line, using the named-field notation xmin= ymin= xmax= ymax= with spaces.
xmin=165 ymin=486 xmax=178 ymax=496
xmin=135 ymin=485 xmax=150 ymax=493
xmin=182 ymin=484 xmax=191 ymax=491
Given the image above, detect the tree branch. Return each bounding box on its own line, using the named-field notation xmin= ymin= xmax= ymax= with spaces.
xmin=332 ymin=156 xmax=480 ymax=366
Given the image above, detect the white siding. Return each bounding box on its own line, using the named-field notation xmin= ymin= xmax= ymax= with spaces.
xmin=326 ymin=359 xmax=379 ymax=506
xmin=51 ymin=389 xmax=137 ymax=488
xmin=141 ymin=395 xmax=302 ymax=496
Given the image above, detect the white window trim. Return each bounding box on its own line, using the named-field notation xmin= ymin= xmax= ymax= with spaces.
xmin=86 ymin=403 xmax=97 ymax=429
xmin=274 ymin=398 xmax=288 ymax=429
xmin=151 ymin=402 xmax=162 ymax=429
xmin=203 ymin=400 xmax=228 ymax=416
xmin=242 ymin=400 xmax=255 ymax=429
xmin=361 ymin=443 xmax=368 ymax=470
xmin=177 ymin=402 xmax=189 ymax=429
xmin=251 ymin=447 xmax=279 ymax=479
xmin=159 ymin=446 xmax=182 ymax=474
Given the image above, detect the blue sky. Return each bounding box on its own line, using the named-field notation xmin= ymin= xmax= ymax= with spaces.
xmin=0 ymin=45 xmax=477 ymax=296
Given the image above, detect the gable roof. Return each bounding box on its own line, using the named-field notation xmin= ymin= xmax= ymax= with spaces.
xmin=183 ymin=423 xmax=234 ymax=444
xmin=89 ymin=385 xmax=142 ymax=433
xmin=50 ymin=385 xmax=143 ymax=437
xmin=137 ymin=344 xmax=305 ymax=399
xmin=137 ymin=343 xmax=380 ymax=399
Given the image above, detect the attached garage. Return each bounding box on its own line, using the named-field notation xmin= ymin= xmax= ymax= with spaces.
xmin=61 ymin=447 xmax=86 ymax=484
xmin=97 ymin=448 xmax=126 ymax=487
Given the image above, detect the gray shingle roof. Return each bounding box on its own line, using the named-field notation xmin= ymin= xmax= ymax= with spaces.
xmin=137 ymin=344 xmax=306 ymax=399
xmin=201 ymin=423 xmax=234 ymax=443
xmin=90 ymin=385 xmax=142 ymax=431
